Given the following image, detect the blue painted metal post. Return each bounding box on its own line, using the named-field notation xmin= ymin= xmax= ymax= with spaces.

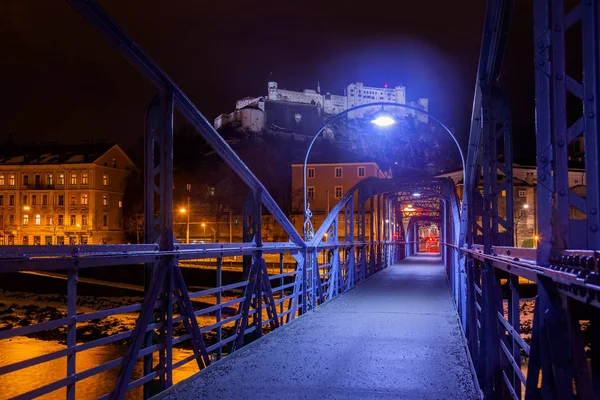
xmin=66 ymin=268 xmax=77 ymax=400
xmin=533 ymin=0 xmax=553 ymax=266
xmin=582 ymin=0 xmax=600 ymax=250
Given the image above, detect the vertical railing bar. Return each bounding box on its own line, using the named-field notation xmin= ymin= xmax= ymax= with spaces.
xmin=165 ymin=265 xmax=173 ymax=387
xmin=216 ymin=256 xmax=223 ymax=361
xmin=66 ymin=268 xmax=78 ymax=400
xmin=279 ymin=253 xmax=284 ymax=325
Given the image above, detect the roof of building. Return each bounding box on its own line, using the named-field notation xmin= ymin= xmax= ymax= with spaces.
xmin=0 ymin=142 xmax=126 ymax=166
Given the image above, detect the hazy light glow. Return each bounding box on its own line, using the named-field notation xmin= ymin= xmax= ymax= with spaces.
xmin=179 ymin=208 xmax=186 ymax=213
xmin=370 ymin=115 xmax=396 ymax=127
xmin=522 ymin=204 xmax=529 ymax=209
xmin=413 ymin=193 xmax=421 ymax=197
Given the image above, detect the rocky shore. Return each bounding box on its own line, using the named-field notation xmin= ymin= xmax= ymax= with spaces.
xmin=0 ymin=289 xmax=234 ymax=348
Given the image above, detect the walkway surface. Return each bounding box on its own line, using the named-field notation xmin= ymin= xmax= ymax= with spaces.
xmin=163 ymin=254 xmax=480 ymax=400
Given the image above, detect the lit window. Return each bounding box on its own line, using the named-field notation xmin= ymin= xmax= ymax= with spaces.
xmin=118 ymin=200 xmax=122 ymax=208
xmin=308 ymin=168 xmax=315 ymax=179
xmin=103 ymin=174 xmax=109 ymax=186
xmin=82 ymin=174 xmax=89 ymax=185
xmin=82 ymin=215 xmax=88 ymax=226
xmin=22 ymin=236 xmax=28 ymax=245
xmin=70 ymin=194 xmax=77 ymax=205
xmin=46 ymin=215 xmax=51 ymax=225
xmin=307 ymin=187 xmax=315 ymax=199
xmin=518 ymin=190 xmax=526 ymax=197
xmin=58 ymin=174 xmax=64 ymax=185
xmin=358 ymin=167 xmax=365 ymax=177
xmin=209 ymin=186 xmax=215 ymax=196
xmin=335 ymin=167 xmax=343 ymax=178
xmin=35 ymin=214 xmax=40 ymax=226
xmin=335 ymin=186 xmax=343 ymax=198
xmin=58 ymin=195 xmax=64 ymax=206
xmin=71 ymin=174 xmax=77 ymax=185
xmin=0 ymin=175 xmax=4 ymax=185
xmin=70 ymin=215 xmax=76 ymax=225
xmin=501 ymin=190 xmax=506 ymax=197
xmin=9 ymin=175 xmax=15 ymax=186
xmin=9 ymin=195 xmax=14 ymax=206
xmin=81 ymin=194 xmax=88 ymax=205
xmin=58 ymin=215 xmax=64 ymax=225
xmin=103 ymin=215 xmax=108 ymax=227
xmin=103 ymin=195 xmax=108 ymax=206
xmin=23 ymin=215 xmax=29 ymax=226
xmin=47 ymin=174 xmax=53 ymax=186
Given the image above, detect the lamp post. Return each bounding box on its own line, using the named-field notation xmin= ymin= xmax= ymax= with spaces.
xmin=302 ymin=102 xmax=465 ymax=240
xmin=201 ymin=222 xmax=206 ymax=240
xmin=178 ymin=207 xmax=189 ymax=244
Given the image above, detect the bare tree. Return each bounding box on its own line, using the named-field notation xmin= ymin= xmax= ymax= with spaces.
xmin=125 ymin=212 xmax=144 ymax=244
xmin=0 ymin=215 xmax=16 ymax=245
xmin=514 ymin=207 xmax=534 ymax=247
xmin=45 ymin=210 xmax=64 ymax=245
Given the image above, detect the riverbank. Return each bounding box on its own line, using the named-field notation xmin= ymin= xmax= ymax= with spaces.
xmin=0 ymin=289 xmax=238 ymax=347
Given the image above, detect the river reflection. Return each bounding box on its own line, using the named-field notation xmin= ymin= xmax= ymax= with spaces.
xmin=0 ymin=337 xmax=197 ymax=400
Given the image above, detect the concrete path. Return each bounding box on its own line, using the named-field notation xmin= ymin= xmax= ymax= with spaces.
xmin=163 ymin=254 xmax=480 ymax=400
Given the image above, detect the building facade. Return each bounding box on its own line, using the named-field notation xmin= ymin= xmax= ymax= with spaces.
xmin=290 ymin=161 xmax=391 ymax=237
xmin=436 ymin=165 xmax=587 ymax=246
xmin=214 ymin=81 xmax=430 ymax=133
xmin=0 ymin=144 xmax=136 ymax=245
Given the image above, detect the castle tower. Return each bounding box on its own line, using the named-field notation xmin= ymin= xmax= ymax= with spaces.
xmin=268 ymin=81 xmax=278 ymax=100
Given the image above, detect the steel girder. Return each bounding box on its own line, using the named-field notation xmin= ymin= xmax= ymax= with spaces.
xmin=66 ymin=0 xmax=304 ymax=248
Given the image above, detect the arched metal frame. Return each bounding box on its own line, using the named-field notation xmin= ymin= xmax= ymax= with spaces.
xmin=302 ymin=101 xmax=466 ymax=240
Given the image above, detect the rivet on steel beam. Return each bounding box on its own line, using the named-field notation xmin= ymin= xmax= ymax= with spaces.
xmin=588 ymin=112 xmax=595 ymax=119
xmin=591 ymin=208 xmax=598 ymax=215
xmin=557 ymin=140 xmax=565 ymax=147
xmin=559 ymin=189 xmax=567 ymax=196
xmin=591 ymin=224 xmax=598 ymax=233
xmin=589 ymin=95 xmax=595 ymax=101
xmin=537 ymin=41 xmax=544 ymax=49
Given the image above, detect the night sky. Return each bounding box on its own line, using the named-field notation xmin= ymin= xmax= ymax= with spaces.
xmin=1 ymin=1 xmax=536 ymax=158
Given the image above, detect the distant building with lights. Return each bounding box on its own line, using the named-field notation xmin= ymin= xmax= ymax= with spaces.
xmin=436 ymin=163 xmax=587 ymax=247
xmin=290 ymin=160 xmax=392 ymax=239
xmin=214 ymin=81 xmax=429 ymax=133
xmin=0 ymin=143 xmax=136 ymax=245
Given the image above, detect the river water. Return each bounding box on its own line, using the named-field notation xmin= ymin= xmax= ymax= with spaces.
xmin=0 ymin=337 xmax=196 ymax=400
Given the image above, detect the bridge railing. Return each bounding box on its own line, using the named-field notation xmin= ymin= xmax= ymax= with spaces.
xmin=0 ymin=238 xmax=405 ymax=399
xmin=442 ymin=242 xmax=600 ymax=399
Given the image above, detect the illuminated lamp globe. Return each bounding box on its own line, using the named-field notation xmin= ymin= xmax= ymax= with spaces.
xmin=370 ymin=112 xmax=396 ymax=127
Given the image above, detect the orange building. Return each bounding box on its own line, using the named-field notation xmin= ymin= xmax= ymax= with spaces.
xmin=0 ymin=144 xmax=136 ymax=245
xmin=290 ymin=161 xmax=391 ymax=237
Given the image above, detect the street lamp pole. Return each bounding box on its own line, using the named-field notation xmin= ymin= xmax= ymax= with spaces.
xmin=186 ymin=195 xmax=190 ymax=244
xmin=302 ymin=101 xmax=466 ymax=241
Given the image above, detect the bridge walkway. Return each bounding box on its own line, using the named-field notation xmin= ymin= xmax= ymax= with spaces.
xmin=162 ymin=254 xmax=480 ymax=400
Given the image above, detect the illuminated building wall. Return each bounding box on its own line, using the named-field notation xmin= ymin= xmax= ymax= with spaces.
xmin=0 ymin=144 xmax=136 ymax=245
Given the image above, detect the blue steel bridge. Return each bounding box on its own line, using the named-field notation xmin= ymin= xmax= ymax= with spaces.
xmin=1 ymin=0 xmax=599 ymax=399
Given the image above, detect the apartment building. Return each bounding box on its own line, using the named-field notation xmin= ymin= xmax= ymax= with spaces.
xmin=290 ymin=161 xmax=392 ymax=238
xmin=0 ymin=144 xmax=136 ymax=245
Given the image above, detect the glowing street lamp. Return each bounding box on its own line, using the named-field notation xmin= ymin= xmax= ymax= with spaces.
xmin=522 ymin=204 xmax=529 ymax=209
xmin=370 ymin=114 xmax=396 ymax=127
xmin=23 ymin=206 xmax=30 ymax=211
xmin=302 ymin=101 xmax=466 ymax=241
xmin=179 ymin=208 xmax=186 ymax=213
xmin=412 ymin=193 xmax=421 ymax=198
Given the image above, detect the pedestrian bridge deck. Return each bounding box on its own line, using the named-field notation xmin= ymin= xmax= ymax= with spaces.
xmin=162 ymin=254 xmax=480 ymax=400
